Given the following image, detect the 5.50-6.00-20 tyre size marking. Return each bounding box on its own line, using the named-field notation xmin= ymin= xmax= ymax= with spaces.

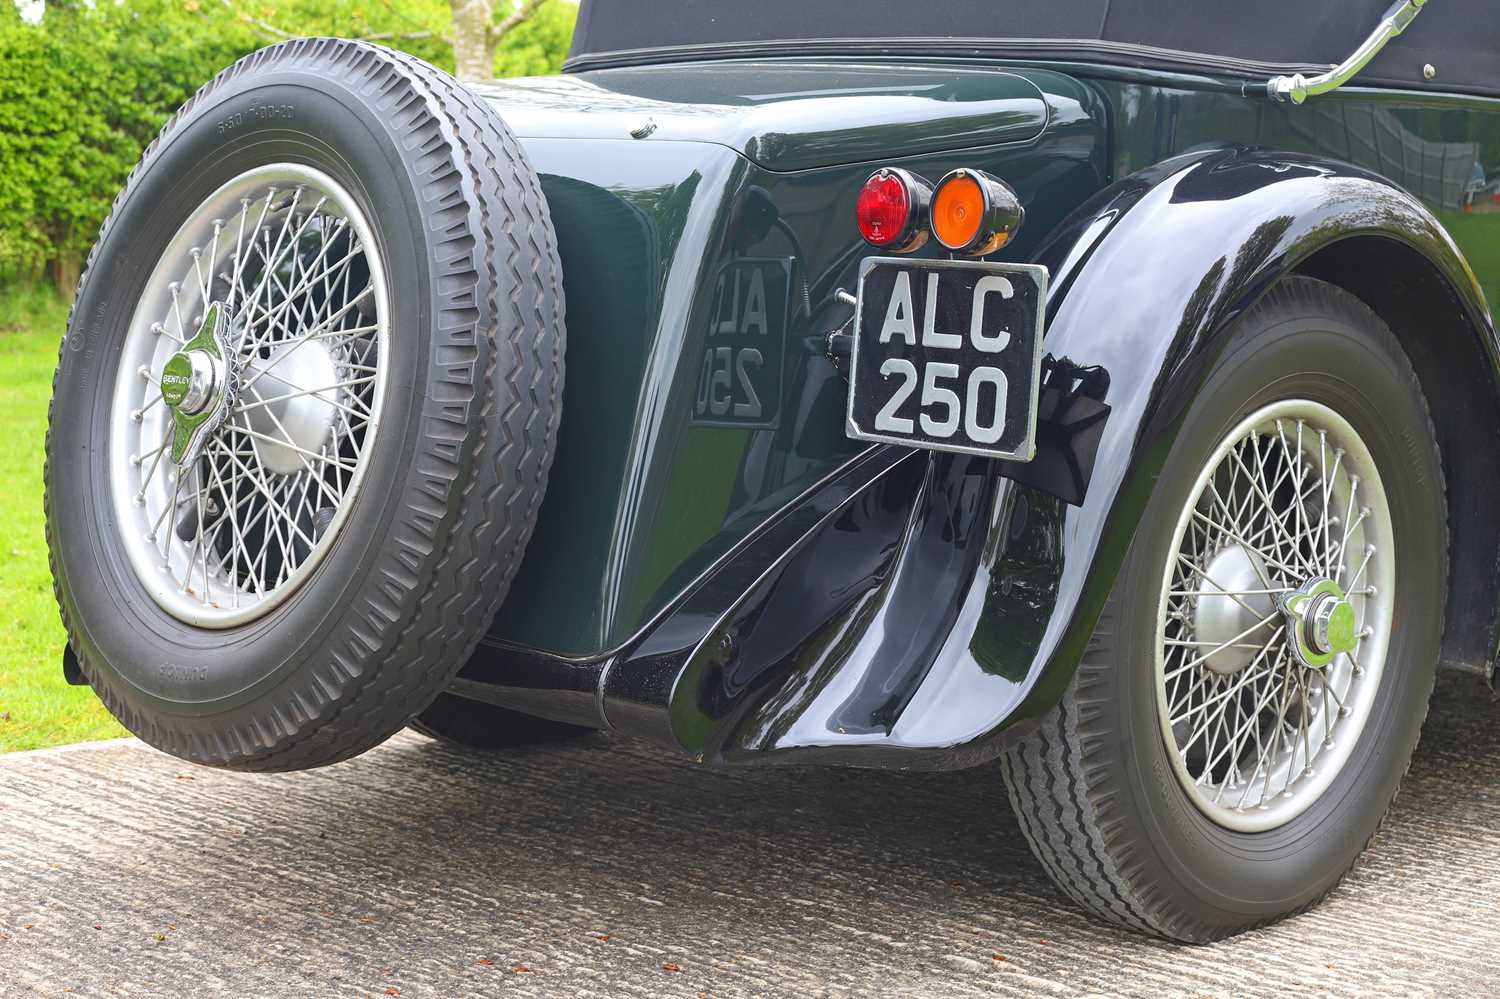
xmin=845 ymin=257 xmax=1047 ymax=462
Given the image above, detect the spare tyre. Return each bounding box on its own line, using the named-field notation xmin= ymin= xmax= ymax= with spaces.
xmin=44 ymin=39 xmax=564 ymax=772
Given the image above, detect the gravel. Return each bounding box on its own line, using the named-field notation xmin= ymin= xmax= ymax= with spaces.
xmin=3 ymin=672 xmax=1498 ymax=998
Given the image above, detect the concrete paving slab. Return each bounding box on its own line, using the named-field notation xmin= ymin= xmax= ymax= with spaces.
xmin=2 ymin=672 xmax=1499 ymax=998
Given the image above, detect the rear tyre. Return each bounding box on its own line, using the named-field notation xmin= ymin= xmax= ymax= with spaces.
xmin=45 ymin=40 xmax=564 ymax=772
xmin=411 ymin=695 xmax=594 ymax=751
xmin=999 ymin=277 xmax=1445 ymax=941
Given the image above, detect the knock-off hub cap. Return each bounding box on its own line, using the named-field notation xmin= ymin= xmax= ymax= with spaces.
xmin=161 ymin=300 xmax=235 ymax=467
xmin=1281 ymin=578 xmax=1358 ymax=668
xmin=160 ymin=349 xmax=223 ymax=415
xmin=1193 ymin=548 xmax=1359 ymax=675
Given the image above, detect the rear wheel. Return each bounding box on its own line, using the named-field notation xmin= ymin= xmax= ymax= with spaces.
xmin=1000 ymin=277 xmax=1445 ymax=941
xmin=46 ymin=40 xmax=564 ymax=771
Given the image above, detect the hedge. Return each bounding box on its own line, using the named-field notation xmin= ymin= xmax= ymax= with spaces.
xmin=0 ymin=0 xmax=574 ymax=293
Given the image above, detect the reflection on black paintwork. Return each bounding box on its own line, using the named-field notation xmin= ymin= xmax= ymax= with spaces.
xmin=690 ymin=459 xmax=919 ymax=742
xmin=1287 ymin=103 xmax=1482 ymax=211
xmin=825 ymin=455 xmax=996 ymax=735
xmin=650 ymin=142 xmax=1494 ymax=769
xmin=1001 ymin=355 xmax=1110 ymax=506
xmin=970 ymin=489 xmax=1065 ymax=683
xmin=1114 ymin=84 xmax=1500 ymax=308
xmin=692 ymin=256 xmax=792 ymax=430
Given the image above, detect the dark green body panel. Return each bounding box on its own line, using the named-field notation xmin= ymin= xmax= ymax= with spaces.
xmin=476 ymin=59 xmax=1500 ymax=660
xmin=479 ymin=64 xmax=1104 ymax=656
xmin=471 ymin=63 xmax=1049 ymax=170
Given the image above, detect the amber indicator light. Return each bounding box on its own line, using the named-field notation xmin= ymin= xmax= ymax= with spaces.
xmin=932 ymin=174 xmax=985 ymax=249
xmin=930 ymin=168 xmax=1025 ymax=256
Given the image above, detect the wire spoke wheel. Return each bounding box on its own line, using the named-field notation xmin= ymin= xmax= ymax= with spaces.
xmin=109 ymin=164 xmax=389 ymax=627
xmin=1155 ymin=399 xmax=1395 ymax=832
xmin=998 ymin=277 xmax=1441 ymax=941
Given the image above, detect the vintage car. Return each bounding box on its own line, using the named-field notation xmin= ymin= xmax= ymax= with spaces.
xmin=44 ymin=0 xmax=1500 ymax=941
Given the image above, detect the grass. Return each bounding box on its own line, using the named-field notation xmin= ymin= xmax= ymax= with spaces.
xmin=0 ymin=284 xmax=128 ymax=752
xmin=1434 ymin=206 xmax=1500 ymax=309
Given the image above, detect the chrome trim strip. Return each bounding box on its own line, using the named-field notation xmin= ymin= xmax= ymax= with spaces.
xmin=1267 ymin=0 xmax=1428 ymax=104
xmin=563 ymin=39 xmax=1332 ymax=81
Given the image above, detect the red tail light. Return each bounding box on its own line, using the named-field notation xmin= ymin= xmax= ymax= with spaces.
xmin=855 ymin=168 xmax=932 ymax=252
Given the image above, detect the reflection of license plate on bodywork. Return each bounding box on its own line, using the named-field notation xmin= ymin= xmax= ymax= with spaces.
xmin=845 ymin=257 xmax=1047 ymax=461
xmin=692 ymin=257 xmax=792 ymax=429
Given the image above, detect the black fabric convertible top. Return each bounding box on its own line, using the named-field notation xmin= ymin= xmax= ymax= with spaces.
xmin=566 ymin=1 xmax=1498 ymax=99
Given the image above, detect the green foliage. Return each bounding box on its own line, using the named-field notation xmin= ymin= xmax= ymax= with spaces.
xmin=0 ymin=0 xmax=576 ymax=291
xmin=0 ymin=1 xmax=258 ymax=281
xmin=0 ymin=11 xmax=59 ymax=278
xmin=239 ymin=0 xmax=457 ymax=72
xmin=494 ymin=0 xmax=576 ymax=79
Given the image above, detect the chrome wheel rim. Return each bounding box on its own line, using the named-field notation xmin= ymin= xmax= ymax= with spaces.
xmin=109 ymin=164 xmax=389 ymax=628
xmin=1154 ymin=400 xmax=1395 ymax=832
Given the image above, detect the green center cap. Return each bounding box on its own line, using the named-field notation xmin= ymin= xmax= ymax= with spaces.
xmin=1322 ymin=599 xmax=1357 ymax=654
xmin=1281 ymin=577 xmax=1361 ymax=668
xmin=160 ymin=352 xmax=194 ymax=409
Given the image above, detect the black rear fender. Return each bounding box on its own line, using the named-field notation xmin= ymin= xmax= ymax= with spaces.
xmin=653 ymin=146 xmax=1498 ymax=767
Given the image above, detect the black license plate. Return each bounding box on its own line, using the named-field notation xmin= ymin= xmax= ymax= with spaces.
xmin=845 ymin=257 xmax=1047 ymax=461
